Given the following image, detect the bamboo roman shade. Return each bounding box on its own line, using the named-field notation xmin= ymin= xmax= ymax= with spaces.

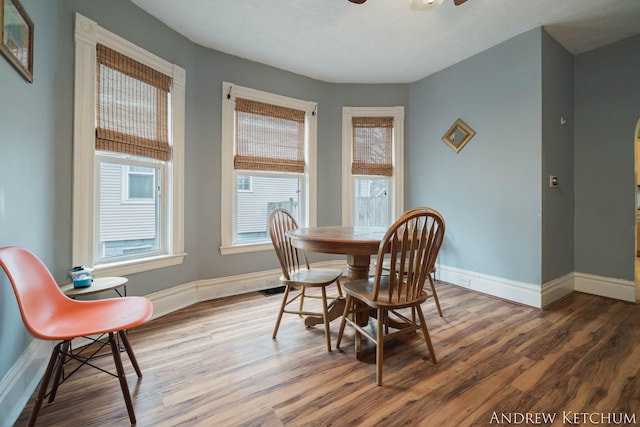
xmin=234 ymin=98 xmax=306 ymax=174
xmin=352 ymin=116 xmax=393 ymax=176
xmin=96 ymin=44 xmax=172 ymax=161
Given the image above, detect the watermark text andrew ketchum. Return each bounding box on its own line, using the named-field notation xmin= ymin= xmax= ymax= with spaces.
xmin=490 ymin=411 xmax=637 ymax=425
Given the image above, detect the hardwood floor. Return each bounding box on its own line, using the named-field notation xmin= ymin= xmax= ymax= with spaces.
xmin=14 ymin=282 xmax=640 ymax=426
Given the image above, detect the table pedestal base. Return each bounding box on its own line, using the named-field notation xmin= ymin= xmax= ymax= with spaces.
xmin=304 ymin=298 xmax=346 ymax=327
xmin=346 ymin=255 xmax=371 ymax=280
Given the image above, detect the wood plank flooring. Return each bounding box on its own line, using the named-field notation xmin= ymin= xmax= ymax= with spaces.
xmin=13 ymin=282 xmax=640 ymax=426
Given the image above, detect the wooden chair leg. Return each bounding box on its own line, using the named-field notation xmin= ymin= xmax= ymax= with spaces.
xmin=118 ymin=330 xmax=142 ymax=378
xmin=428 ymin=276 xmax=443 ymax=317
xmin=47 ymin=340 xmax=70 ymax=403
xmin=335 ymin=279 xmax=343 ymax=298
xmin=416 ymin=307 xmax=437 ymax=364
xmin=298 ymin=286 xmax=306 ymax=316
xmin=376 ymin=309 xmax=384 ymax=386
xmin=272 ymin=285 xmax=291 ymax=339
xmin=335 ymin=295 xmax=352 ymax=349
xmin=109 ymin=332 xmax=137 ymax=425
xmin=321 ymin=286 xmax=332 ymax=352
xmin=28 ymin=342 xmax=62 ymax=427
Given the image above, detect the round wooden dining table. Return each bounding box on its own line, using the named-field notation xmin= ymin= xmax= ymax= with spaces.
xmin=286 ymin=225 xmax=388 ymax=280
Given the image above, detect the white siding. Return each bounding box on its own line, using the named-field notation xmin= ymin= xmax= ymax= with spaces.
xmin=99 ymin=162 xmax=156 ymax=241
xmin=237 ymin=175 xmax=299 ymax=233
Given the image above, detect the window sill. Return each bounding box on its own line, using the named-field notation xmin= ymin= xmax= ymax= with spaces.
xmin=92 ymin=253 xmax=187 ymax=277
xmin=220 ymin=242 xmax=273 ymax=255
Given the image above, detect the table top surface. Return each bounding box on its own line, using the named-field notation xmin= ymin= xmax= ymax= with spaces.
xmin=287 ymin=225 xmax=388 ymax=256
xmin=59 ymin=276 xmax=128 ymax=297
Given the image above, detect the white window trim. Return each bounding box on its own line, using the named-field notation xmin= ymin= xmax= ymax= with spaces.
xmin=342 ymin=106 xmax=404 ymax=226
xmin=220 ymin=81 xmax=317 ymax=255
xmin=73 ymin=13 xmax=186 ymax=276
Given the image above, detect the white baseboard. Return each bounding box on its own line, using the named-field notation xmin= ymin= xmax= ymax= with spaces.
xmin=438 ymin=265 xmax=638 ymax=308
xmin=0 ymin=339 xmax=54 ymax=427
xmin=437 ymin=264 xmax=545 ymax=308
xmin=146 ymin=260 xmax=345 ymax=320
xmin=541 ymin=273 xmax=575 ymax=307
xmin=574 ymin=272 xmax=636 ymax=303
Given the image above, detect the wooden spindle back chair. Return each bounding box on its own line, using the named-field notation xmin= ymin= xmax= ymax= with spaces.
xmin=336 ymin=207 xmax=445 ymax=385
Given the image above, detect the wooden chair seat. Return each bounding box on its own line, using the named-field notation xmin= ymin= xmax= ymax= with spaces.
xmin=284 ymin=268 xmax=344 ymax=287
xmin=342 ymin=275 xmax=429 ymax=308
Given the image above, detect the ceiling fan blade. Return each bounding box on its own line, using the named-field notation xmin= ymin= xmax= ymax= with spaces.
xmin=453 ymin=0 xmax=468 ymax=5
xmin=348 ymin=0 xmax=367 ymax=3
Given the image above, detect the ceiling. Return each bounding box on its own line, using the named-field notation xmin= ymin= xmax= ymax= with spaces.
xmin=130 ymin=0 xmax=640 ymax=84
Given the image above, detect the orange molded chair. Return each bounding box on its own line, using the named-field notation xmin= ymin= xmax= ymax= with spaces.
xmin=0 ymin=246 xmax=153 ymax=426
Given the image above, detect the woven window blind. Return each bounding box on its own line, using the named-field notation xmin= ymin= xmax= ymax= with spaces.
xmin=352 ymin=116 xmax=393 ymax=176
xmin=96 ymin=44 xmax=172 ymax=161
xmin=234 ymin=98 xmax=306 ymax=173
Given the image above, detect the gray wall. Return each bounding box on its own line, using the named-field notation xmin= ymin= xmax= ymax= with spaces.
xmin=406 ymin=28 xmax=543 ymax=285
xmin=541 ymin=30 xmax=575 ymax=282
xmin=0 ymin=0 xmax=67 ymax=385
xmin=574 ymin=34 xmax=640 ymax=281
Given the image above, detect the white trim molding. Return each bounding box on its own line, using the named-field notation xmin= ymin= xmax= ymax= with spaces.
xmin=342 ymin=106 xmax=404 ymax=226
xmin=220 ymin=81 xmax=318 ymax=255
xmin=574 ymin=272 xmax=636 ymax=303
xmin=437 ymin=264 xmax=545 ymax=308
xmin=0 ymin=339 xmax=54 ymax=426
xmin=72 ymin=13 xmax=186 ymax=275
xmin=438 ymin=265 xmax=637 ymax=308
xmin=146 ymin=260 xmax=346 ymax=318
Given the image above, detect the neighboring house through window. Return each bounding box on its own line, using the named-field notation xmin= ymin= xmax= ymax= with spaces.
xmin=220 ymin=82 xmax=317 ymax=254
xmin=73 ymin=13 xmax=186 ymax=276
xmin=342 ymin=107 xmax=404 ymax=226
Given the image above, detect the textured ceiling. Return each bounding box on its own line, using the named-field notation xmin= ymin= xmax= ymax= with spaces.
xmin=130 ymin=0 xmax=640 ymax=83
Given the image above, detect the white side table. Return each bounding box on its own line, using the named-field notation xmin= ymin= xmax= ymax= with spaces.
xmin=60 ymin=276 xmax=128 ymax=298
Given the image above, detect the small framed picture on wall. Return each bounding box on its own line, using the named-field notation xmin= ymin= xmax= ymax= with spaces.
xmin=442 ymin=119 xmax=475 ymax=153
xmin=1 ymin=0 xmax=34 ymax=83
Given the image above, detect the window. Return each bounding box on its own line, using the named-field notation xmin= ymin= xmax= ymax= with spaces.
xmin=237 ymin=175 xmax=252 ymax=192
xmin=73 ymin=13 xmax=186 ymax=275
xmin=125 ymin=165 xmax=156 ymax=201
xmin=342 ymin=107 xmax=404 ymax=226
xmin=221 ymin=82 xmax=317 ymax=254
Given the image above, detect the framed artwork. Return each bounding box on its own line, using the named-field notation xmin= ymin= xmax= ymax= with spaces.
xmin=0 ymin=0 xmax=33 ymax=83
xmin=442 ymin=119 xmax=475 ymax=153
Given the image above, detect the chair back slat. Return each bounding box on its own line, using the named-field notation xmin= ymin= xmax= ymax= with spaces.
xmin=269 ymin=208 xmax=309 ymax=280
xmin=373 ymin=208 xmax=445 ymax=304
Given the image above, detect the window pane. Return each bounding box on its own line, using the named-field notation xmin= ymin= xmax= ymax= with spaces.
xmin=128 ymin=167 xmax=155 ymax=199
xmin=354 ymin=177 xmax=389 ymax=226
xmin=237 ymin=175 xmax=252 ymax=192
xmin=97 ymin=159 xmax=162 ymax=262
xmin=236 ymin=174 xmax=301 ymax=244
